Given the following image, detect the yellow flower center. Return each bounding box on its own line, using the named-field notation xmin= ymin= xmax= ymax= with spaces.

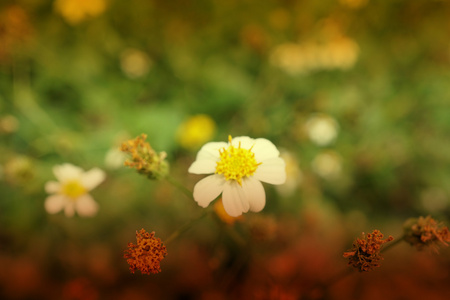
xmin=61 ymin=180 xmax=86 ymax=199
xmin=215 ymin=136 xmax=261 ymax=185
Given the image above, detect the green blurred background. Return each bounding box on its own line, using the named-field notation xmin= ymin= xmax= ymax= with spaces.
xmin=1 ymin=0 xmax=450 ymax=299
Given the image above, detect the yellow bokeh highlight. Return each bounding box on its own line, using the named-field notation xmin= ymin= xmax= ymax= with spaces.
xmin=54 ymin=0 xmax=107 ymax=25
xmin=176 ymin=114 xmax=216 ymax=150
xmin=270 ymin=37 xmax=359 ymax=75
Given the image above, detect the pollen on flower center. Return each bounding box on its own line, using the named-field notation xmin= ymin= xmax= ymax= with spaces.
xmin=215 ymin=136 xmax=261 ymax=185
xmin=61 ymin=180 xmax=86 ymax=199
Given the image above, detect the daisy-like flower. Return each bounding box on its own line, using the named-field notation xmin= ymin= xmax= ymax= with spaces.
xmin=45 ymin=163 xmax=105 ymax=217
xmin=188 ymin=135 xmax=286 ymax=217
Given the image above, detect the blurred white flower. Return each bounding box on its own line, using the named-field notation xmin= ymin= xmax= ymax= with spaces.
xmin=312 ymin=150 xmax=342 ymax=179
xmin=305 ymin=114 xmax=339 ymax=146
xmin=45 ymin=163 xmax=105 ymax=217
xmin=104 ymin=147 xmax=127 ymax=170
xmin=189 ymin=136 xmax=286 ymax=217
xmin=120 ymin=48 xmax=152 ymax=79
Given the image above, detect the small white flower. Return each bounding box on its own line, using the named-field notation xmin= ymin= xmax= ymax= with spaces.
xmin=188 ymin=136 xmax=286 ymax=217
xmin=104 ymin=147 xmax=126 ymax=170
xmin=44 ymin=163 xmax=105 ymax=217
xmin=305 ymin=113 xmax=339 ymax=146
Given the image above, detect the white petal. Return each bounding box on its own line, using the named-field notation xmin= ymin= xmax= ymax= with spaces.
xmin=254 ymin=157 xmax=286 ymax=185
xmin=193 ymin=174 xmax=226 ymax=207
xmin=242 ymin=177 xmax=266 ymax=212
xmin=75 ymin=194 xmax=99 ymax=217
xmin=80 ymin=168 xmax=106 ymax=190
xmin=252 ymin=138 xmax=280 ymax=162
xmin=188 ymin=159 xmax=217 ymax=174
xmin=45 ymin=181 xmax=61 ymax=194
xmin=231 ymin=136 xmax=255 ymax=149
xmin=222 ymin=181 xmax=250 ymax=217
xmin=53 ymin=163 xmax=83 ymax=182
xmin=188 ymin=141 xmax=226 ymax=174
xmin=44 ymin=195 xmax=67 ymax=214
xmin=195 ymin=142 xmax=227 ymax=161
xmin=64 ymin=203 xmax=75 ymax=217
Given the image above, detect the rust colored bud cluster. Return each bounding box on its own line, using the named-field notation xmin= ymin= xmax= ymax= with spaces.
xmin=124 ymin=229 xmax=168 ymax=275
xmin=403 ymin=216 xmax=450 ymax=252
xmin=343 ymin=229 xmax=394 ymax=272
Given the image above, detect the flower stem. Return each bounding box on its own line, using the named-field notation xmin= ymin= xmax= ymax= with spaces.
xmin=381 ymin=235 xmax=405 ymax=253
xmin=165 ymin=175 xmax=194 ymax=201
xmin=164 ymin=210 xmax=210 ymax=245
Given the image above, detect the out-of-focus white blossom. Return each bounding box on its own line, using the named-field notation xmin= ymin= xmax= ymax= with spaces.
xmin=305 ymin=114 xmax=339 ymax=146
xmin=45 ymin=163 xmax=105 ymax=217
xmin=104 ymin=147 xmax=127 ymax=170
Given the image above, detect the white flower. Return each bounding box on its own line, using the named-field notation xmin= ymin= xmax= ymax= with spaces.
xmin=188 ymin=136 xmax=286 ymax=217
xmin=305 ymin=113 xmax=339 ymax=146
xmin=104 ymin=147 xmax=126 ymax=170
xmin=44 ymin=163 xmax=105 ymax=217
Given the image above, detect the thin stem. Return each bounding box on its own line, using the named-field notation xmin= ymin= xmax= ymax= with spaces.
xmin=381 ymin=235 xmax=405 ymax=253
xmin=165 ymin=175 xmax=194 ymax=201
xmin=164 ymin=210 xmax=210 ymax=245
xmin=211 ymin=214 xmax=247 ymax=248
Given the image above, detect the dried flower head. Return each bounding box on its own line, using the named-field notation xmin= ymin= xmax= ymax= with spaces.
xmin=403 ymin=216 xmax=450 ymax=252
xmin=124 ymin=229 xmax=168 ymax=275
xmin=120 ymin=134 xmax=169 ymax=180
xmin=343 ymin=230 xmax=394 ymax=272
